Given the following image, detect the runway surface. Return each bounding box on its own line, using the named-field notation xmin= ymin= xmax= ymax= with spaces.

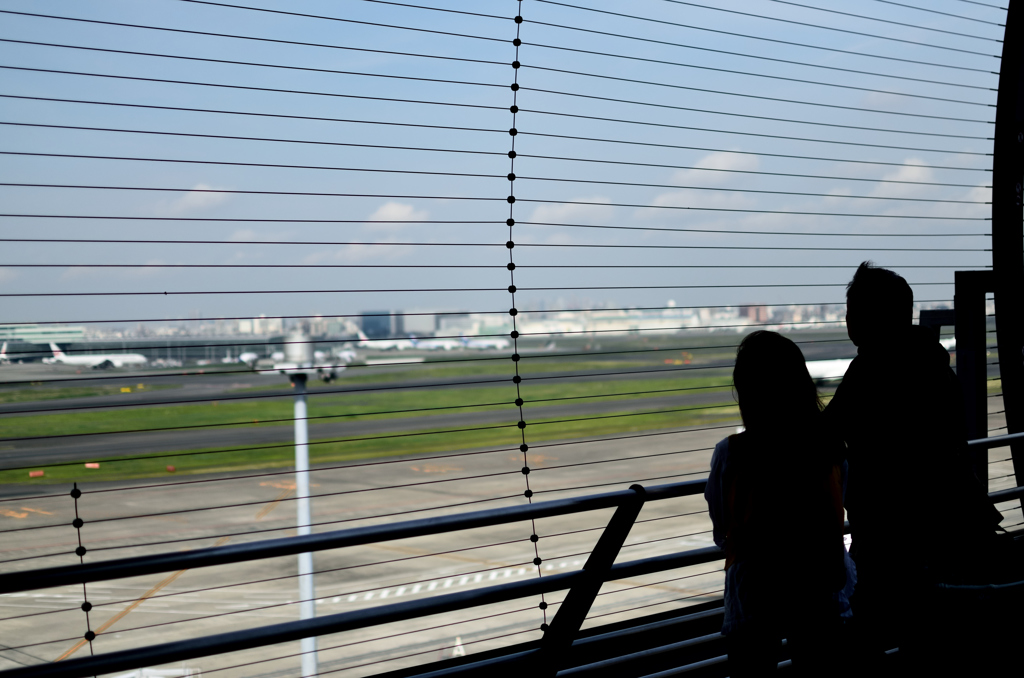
xmin=0 ymin=390 xmax=733 ymax=467
xmin=0 ymin=424 xmax=731 ymax=677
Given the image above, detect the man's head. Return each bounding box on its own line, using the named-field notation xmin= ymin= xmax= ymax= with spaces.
xmin=845 ymin=261 xmax=913 ymax=346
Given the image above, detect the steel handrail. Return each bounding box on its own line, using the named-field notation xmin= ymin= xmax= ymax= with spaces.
xmin=0 ymin=480 xmax=705 ymax=596
xmin=0 ymin=480 xmax=708 ymax=678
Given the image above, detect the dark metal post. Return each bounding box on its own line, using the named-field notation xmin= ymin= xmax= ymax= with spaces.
xmin=955 ymin=271 xmax=995 ymax=487
xmin=533 ymin=484 xmax=646 ymax=676
xmin=992 ymin=0 xmax=1024 ymax=498
xmin=918 ymin=309 xmax=956 ymax=343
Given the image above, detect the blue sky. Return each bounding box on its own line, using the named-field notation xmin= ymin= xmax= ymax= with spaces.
xmin=0 ymin=0 xmax=1004 ymax=327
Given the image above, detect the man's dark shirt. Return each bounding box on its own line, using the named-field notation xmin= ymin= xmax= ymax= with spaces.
xmin=824 ymin=325 xmax=996 ymax=575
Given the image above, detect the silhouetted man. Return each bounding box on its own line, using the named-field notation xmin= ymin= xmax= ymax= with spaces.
xmin=824 ymin=262 xmax=999 ymax=671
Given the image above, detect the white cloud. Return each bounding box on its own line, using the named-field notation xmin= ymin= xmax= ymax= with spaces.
xmin=650 ymin=186 xmax=756 ymax=211
xmin=365 ymin=202 xmax=429 ymax=230
xmin=862 ymin=159 xmax=990 ymax=222
xmin=155 ymin=183 xmax=231 ymax=216
xmin=670 ymin=151 xmax=760 ymax=186
xmin=59 ymin=259 xmax=168 ymax=281
xmin=527 ymin=196 xmax=613 ymax=224
xmin=229 ymin=228 xmax=258 ymax=242
xmin=302 ymin=243 xmax=409 ymax=265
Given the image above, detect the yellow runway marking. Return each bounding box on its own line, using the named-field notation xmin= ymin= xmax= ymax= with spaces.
xmin=54 ymin=478 xmax=305 ymax=662
xmin=255 ymin=486 xmax=295 ymax=521
xmin=55 ymin=535 xmax=233 ymax=661
xmin=21 ymin=507 xmax=55 ymax=515
xmin=0 ymin=509 xmax=28 ymax=519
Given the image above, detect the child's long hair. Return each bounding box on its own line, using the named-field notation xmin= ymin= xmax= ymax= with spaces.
xmin=733 ymin=330 xmax=822 ymax=434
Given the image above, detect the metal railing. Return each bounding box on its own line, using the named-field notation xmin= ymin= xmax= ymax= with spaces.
xmin=0 ymin=479 xmax=719 ymax=678
xmin=2 ymin=431 xmax=1022 ymax=678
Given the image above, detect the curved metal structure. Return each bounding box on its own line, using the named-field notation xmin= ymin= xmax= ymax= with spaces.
xmin=993 ymin=0 xmax=1024 ymax=489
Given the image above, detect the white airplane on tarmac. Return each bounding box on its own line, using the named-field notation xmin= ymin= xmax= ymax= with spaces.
xmin=263 ymin=332 xmax=354 ymax=382
xmin=355 ymin=330 xmax=414 ymax=351
xmin=462 ymin=336 xmax=511 ymax=350
xmin=806 ymin=358 xmax=853 ymax=383
xmin=43 ymin=343 xmax=148 ymax=369
xmin=410 ymin=336 xmax=463 ymax=351
xmin=806 ymin=338 xmax=954 ymax=383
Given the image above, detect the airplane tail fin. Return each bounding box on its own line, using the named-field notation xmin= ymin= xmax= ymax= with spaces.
xmin=356 ymin=330 xmax=370 ymax=342
xmin=0 ymin=342 xmax=6 ymax=359
xmin=50 ymin=342 xmax=66 ymax=359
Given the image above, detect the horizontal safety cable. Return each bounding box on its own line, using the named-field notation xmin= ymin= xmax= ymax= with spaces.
xmin=0 ymin=368 xmax=745 ymax=421
xmin=0 ymin=581 xmax=540 ymax=651
xmin=0 ymin=379 xmax=734 ymax=435
xmin=527 ymin=10 xmax=994 ymax=75
xmin=7 ymin=461 xmax=714 ymax=539
xmin=522 ymin=62 xmax=993 ymax=109
xmin=0 ymin=282 xmax=954 ymax=298
xmin=1 ymin=151 xmax=989 ymax=203
xmin=0 ymin=59 xmax=992 ymax=128
xmin=10 ymin=0 xmax=997 ymax=96
xmin=6 ymin=446 xmax=718 ymax=514
xmin=516 ymin=172 xmax=987 ymax=201
xmin=0 ymin=493 xmax=528 ymax=567
xmin=0 ymin=418 xmax=741 ymax=476
xmin=0 ymin=298 xmax=952 ymax=332
xmin=0 ymin=264 xmax=984 ymax=271
xmin=521 ymin=129 xmax=992 ymax=170
xmin=0 ymin=542 xmax=537 ymax=623
xmin=0 ymin=38 xmax=510 ymax=91
xmin=527 ymin=37 xmax=992 ymax=93
xmin=881 ymin=1 xmax=1003 ymax=24
xmin=0 ymin=320 xmax=859 ymax=358
xmin=668 ymin=0 xmax=1000 ymax=43
xmin=0 ymin=32 xmax=506 ymax=69
xmin=543 ymin=0 xmax=1000 ymax=56
xmin=187 ymin=0 xmax=995 ymax=73
xmin=197 ymin=623 xmax=540 ymax=678
xmin=0 ymin=108 xmax=991 ymax=174
xmin=519 ymin=105 xmax=991 ymax=155
xmin=3 ymin=35 xmax=996 ymax=115
xmin=204 ymin=0 xmax=507 ymax=22
xmin=516 ymin=221 xmax=988 ymax=237
xmin=531 ymin=470 xmax=714 ymax=497
xmin=586 ymin=588 xmax=725 ymax=621
xmin=2 ymin=112 xmax=993 ymax=158
xmin=0 ymin=117 xmax=508 ymax=152
xmin=767 ymin=0 xmax=1003 ymax=34
xmin=0 ymin=184 xmax=990 ymax=220
xmin=0 ymin=469 xmax=532 ymax=533
xmin=0 ymin=65 xmax=508 ymax=114
xmin=516 ymin=156 xmax=990 ymax=188
xmin=202 ymin=621 xmax=540 ymax=677
xmin=0 ymin=216 xmax=991 ymax=237
xmin=0 ymin=318 xmax=854 ymax=383
xmin=0 ymin=7 xmax=510 ymax=52
xmin=520 ymin=84 xmax=991 ymax=126
xmin=0 ymin=96 xmax=993 ymax=167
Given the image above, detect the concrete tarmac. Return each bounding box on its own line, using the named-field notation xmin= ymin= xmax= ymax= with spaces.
xmin=0 ymin=423 xmax=731 ymax=677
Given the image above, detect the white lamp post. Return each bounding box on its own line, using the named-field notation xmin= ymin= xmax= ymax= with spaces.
xmin=276 ymin=330 xmax=319 ymax=677
xmin=291 ymin=371 xmax=317 ymax=678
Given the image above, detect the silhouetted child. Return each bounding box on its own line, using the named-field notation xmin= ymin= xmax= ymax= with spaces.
xmin=706 ymin=331 xmax=853 ymax=677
